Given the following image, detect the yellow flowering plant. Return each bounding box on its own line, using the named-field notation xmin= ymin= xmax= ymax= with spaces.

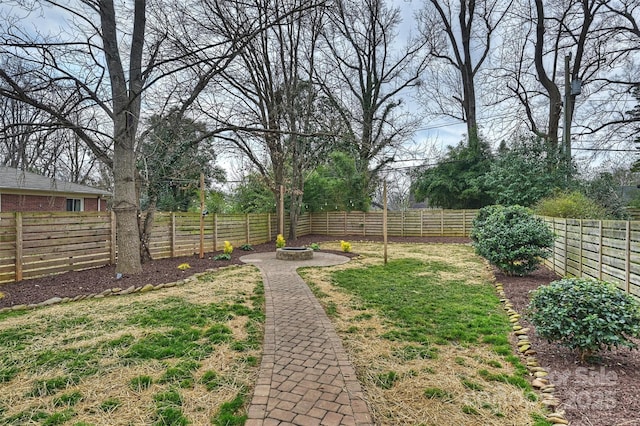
xmin=177 ymin=263 xmax=191 ymax=271
xmin=340 ymin=240 xmax=352 ymax=253
xmin=223 ymin=241 xmax=233 ymax=255
xmin=213 ymin=241 xmax=233 ymax=260
xmin=276 ymin=234 xmax=286 ymax=248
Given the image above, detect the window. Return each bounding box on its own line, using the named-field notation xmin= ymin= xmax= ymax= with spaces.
xmin=66 ymin=198 xmax=83 ymax=211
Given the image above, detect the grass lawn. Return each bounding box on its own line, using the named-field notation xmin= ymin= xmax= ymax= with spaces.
xmin=0 ymin=265 xmax=264 ymax=425
xmin=300 ymin=241 xmax=552 ymax=426
xmin=0 ymin=241 xmax=552 ymax=425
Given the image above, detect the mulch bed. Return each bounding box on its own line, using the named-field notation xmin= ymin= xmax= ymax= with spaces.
xmin=0 ymin=235 xmax=466 ymax=309
xmin=497 ymin=268 xmax=640 ymax=426
xmin=0 ymin=234 xmax=637 ymax=425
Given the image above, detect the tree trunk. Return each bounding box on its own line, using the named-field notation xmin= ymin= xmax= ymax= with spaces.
xmin=100 ymin=0 xmax=145 ymax=275
xmin=112 ymin=140 xmax=143 ymax=275
xmin=139 ymin=198 xmax=157 ymax=263
xmin=288 ymin=160 xmax=305 ymax=241
xmin=460 ymin=0 xmax=479 ymax=149
xmin=288 ymin=191 xmax=301 ymax=241
xmin=534 ymin=0 xmax=562 ymax=146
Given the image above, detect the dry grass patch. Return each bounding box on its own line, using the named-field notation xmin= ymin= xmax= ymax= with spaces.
xmin=0 ymin=265 xmax=263 ymax=425
xmin=301 ymin=241 xmax=550 ymax=426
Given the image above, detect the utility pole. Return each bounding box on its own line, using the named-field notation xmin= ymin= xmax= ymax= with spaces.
xmin=279 ymin=185 xmax=285 ymax=237
xmin=563 ymin=52 xmax=572 ymax=165
xmin=199 ymin=172 xmax=205 ymax=259
xmin=383 ymin=180 xmax=388 ymax=266
xmin=563 ymin=52 xmax=581 ymax=176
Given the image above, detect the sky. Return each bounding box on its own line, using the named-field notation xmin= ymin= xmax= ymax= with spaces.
xmin=2 ymin=0 xmax=636 ymax=179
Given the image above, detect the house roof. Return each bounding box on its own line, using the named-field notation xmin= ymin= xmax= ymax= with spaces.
xmin=0 ymin=167 xmax=111 ymax=197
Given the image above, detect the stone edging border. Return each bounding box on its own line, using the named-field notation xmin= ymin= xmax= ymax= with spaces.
xmin=494 ymin=280 xmax=570 ymax=426
xmin=0 ymin=266 xmax=242 ymax=315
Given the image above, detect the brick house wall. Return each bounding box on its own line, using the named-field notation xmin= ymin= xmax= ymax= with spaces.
xmin=0 ymin=194 xmax=106 ymax=212
xmin=83 ymin=197 xmax=103 ymax=212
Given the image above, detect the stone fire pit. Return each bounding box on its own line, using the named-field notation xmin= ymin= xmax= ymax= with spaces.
xmin=276 ymin=247 xmax=314 ymax=261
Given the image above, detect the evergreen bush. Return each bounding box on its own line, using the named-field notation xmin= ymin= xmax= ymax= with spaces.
xmin=471 ymin=205 xmax=554 ymax=276
xmin=528 ymin=278 xmax=640 ymax=362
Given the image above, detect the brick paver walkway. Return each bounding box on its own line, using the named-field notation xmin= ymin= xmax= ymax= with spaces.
xmin=240 ymin=252 xmax=374 ymax=426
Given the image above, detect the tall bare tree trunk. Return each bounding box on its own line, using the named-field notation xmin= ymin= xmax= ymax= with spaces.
xmin=112 ymin=141 xmax=142 ymax=273
xmin=101 ymin=0 xmax=144 ymax=275
xmin=534 ymin=0 xmax=562 ymax=147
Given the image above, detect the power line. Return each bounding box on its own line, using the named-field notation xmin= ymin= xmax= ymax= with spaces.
xmin=573 ymin=147 xmax=638 ymax=152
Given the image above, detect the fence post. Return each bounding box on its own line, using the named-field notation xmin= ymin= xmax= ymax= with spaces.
xmin=171 ymin=213 xmax=176 ymax=258
xmin=363 ymin=212 xmax=366 ymax=236
xmin=626 ymin=221 xmax=631 ymax=293
xmin=246 ymin=214 xmax=250 ymax=244
xmin=267 ymin=213 xmax=271 ymax=241
xmin=552 ymin=218 xmax=556 ymax=274
xmin=110 ymin=211 xmax=117 ymax=265
xmin=213 ymin=214 xmax=218 ymax=251
xmin=578 ymin=219 xmax=583 ymax=277
xmin=326 ymin=211 xmax=329 ymax=235
xmin=598 ymin=220 xmax=603 ymax=280
xmin=462 ymin=210 xmax=466 ymax=236
xmin=343 ymin=211 xmax=347 ymax=234
xmin=420 ymin=210 xmax=424 ymax=237
xmin=440 ymin=209 xmax=444 ymax=236
xmin=15 ymin=212 xmax=23 ymax=282
xmin=564 ymin=219 xmax=568 ymax=275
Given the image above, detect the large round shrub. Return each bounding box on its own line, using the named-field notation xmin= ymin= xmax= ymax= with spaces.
xmin=528 ymin=278 xmax=640 ymax=362
xmin=534 ymin=190 xmax=608 ymax=219
xmin=471 ymin=205 xmax=554 ymax=276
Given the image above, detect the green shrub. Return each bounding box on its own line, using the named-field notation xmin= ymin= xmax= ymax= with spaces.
xmin=470 ymin=205 xmax=554 ymax=276
xmin=528 ymin=278 xmax=640 ymax=362
xmin=534 ymin=191 xmax=608 ymax=219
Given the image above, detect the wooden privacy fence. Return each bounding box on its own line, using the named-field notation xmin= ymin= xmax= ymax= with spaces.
xmin=0 ymin=211 xmax=115 ymax=284
xmin=0 ymin=209 xmax=475 ymax=284
xmin=6 ymin=211 xmax=640 ymax=296
xmin=0 ymin=211 xmax=296 ymax=284
xmin=309 ymin=210 xmax=476 ymax=237
xmin=541 ymin=217 xmax=640 ymax=297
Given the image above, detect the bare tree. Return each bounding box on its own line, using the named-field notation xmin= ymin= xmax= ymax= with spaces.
xmin=0 ymin=89 xmax=53 ymax=171
xmin=194 ymin=0 xmax=330 ymax=239
xmin=0 ymin=0 xmax=159 ymax=274
xmin=601 ymin=0 xmax=640 ymax=38
xmin=0 ymin=0 xmax=266 ymax=273
xmin=497 ymin=0 xmax=639 ymax=154
xmin=418 ymin=0 xmax=512 ymax=148
xmin=0 ymin=58 xmax=103 ymax=182
xmin=319 ymin=0 xmax=430 ymax=194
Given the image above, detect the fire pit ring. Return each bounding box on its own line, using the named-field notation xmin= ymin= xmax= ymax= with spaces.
xmin=276 ymin=247 xmax=314 ymax=261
